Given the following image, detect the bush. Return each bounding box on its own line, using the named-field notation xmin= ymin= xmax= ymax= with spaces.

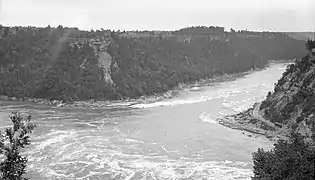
xmin=252 ymin=132 xmax=315 ymax=180
xmin=0 ymin=112 xmax=36 ymax=180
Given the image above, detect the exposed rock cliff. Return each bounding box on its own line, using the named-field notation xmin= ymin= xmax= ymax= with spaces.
xmin=219 ymin=55 xmax=315 ymax=141
xmin=69 ymin=36 xmax=114 ymax=84
xmin=97 ymin=51 xmax=113 ymax=84
xmin=260 ymin=55 xmax=315 ymax=139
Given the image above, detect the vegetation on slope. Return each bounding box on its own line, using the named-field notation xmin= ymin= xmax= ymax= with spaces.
xmin=0 ymin=26 xmax=117 ymax=101
xmin=0 ymin=25 xmax=307 ymax=102
xmin=252 ymin=132 xmax=314 ymax=180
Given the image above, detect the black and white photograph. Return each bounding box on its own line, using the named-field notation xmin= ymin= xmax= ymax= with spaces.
xmin=0 ymin=0 xmax=314 ymax=179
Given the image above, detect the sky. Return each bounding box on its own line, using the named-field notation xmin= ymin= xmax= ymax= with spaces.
xmin=0 ymin=0 xmax=314 ymax=32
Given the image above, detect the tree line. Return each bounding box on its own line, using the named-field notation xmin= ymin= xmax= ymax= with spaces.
xmin=0 ymin=25 xmax=307 ymax=102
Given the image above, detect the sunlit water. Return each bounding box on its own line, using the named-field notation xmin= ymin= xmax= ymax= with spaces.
xmin=0 ymin=63 xmax=289 ymax=180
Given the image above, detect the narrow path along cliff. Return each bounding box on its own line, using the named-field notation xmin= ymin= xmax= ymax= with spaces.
xmin=252 ymin=103 xmax=277 ymax=129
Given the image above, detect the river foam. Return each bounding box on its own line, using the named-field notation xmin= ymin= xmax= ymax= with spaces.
xmin=199 ymin=112 xmax=218 ymax=124
xmin=26 ymin=129 xmax=254 ymax=180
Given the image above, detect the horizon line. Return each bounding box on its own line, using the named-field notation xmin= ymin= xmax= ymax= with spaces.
xmin=1 ymin=23 xmax=314 ymax=33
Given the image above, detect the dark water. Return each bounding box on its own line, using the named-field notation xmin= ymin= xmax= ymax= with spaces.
xmin=0 ymin=63 xmax=289 ymax=180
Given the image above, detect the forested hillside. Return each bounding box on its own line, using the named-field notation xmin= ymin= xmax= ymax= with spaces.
xmin=0 ymin=25 xmax=307 ymax=102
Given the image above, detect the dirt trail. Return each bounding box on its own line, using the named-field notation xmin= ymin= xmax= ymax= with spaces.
xmin=252 ymin=103 xmax=277 ymax=129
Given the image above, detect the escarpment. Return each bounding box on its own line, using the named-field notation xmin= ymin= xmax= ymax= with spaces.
xmin=260 ymin=55 xmax=315 ymax=139
xmin=219 ymin=54 xmax=314 ymax=141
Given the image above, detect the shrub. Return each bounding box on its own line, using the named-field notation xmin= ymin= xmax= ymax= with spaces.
xmin=252 ymin=132 xmax=315 ymax=180
xmin=0 ymin=112 xmax=36 ymax=180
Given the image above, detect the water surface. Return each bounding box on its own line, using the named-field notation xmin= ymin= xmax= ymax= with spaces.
xmin=0 ymin=63 xmax=289 ymax=180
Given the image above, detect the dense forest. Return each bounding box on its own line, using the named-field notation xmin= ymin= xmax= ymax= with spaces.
xmin=0 ymin=25 xmax=307 ymax=102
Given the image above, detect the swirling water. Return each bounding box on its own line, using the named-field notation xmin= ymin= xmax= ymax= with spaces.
xmin=0 ymin=63 xmax=289 ymax=180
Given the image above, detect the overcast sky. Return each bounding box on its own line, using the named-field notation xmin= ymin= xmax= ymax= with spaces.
xmin=0 ymin=0 xmax=314 ymax=31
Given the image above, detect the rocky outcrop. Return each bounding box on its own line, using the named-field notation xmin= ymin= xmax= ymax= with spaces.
xmin=89 ymin=38 xmax=114 ymax=84
xmin=218 ymin=104 xmax=286 ymax=141
xmin=69 ymin=36 xmax=114 ymax=84
xmin=97 ymin=52 xmax=113 ymax=83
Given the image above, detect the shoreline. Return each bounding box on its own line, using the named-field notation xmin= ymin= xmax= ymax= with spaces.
xmin=217 ymin=103 xmax=288 ymax=142
xmin=0 ymin=65 xmax=267 ymax=108
xmin=0 ymin=95 xmax=65 ymax=106
xmin=0 ymin=60 xmax=292 ymax=111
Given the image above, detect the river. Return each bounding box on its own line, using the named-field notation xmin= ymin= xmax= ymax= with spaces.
xmin=0 ymin=62 xmax=289 ymax=180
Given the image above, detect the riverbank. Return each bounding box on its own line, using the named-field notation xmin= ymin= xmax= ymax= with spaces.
xmin=0 ymin=65 xmax=264 ymax=108
xmin=0 ymin=95 xmax=65 ymax=106
xmin=217 ymin=103 xmax=289 ymax=141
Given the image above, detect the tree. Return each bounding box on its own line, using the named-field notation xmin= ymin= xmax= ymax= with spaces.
xmin=57 ymin=25 xmax=64 ymax=36
xmin=305 ymin=39 xmax=315 ymax=52
xmin=252 ymin=132 xmax=315 ymax=180
xmin=3 ymin=27 xmax=9 ymax=37
xmin=0 ymin=112 xmax=36 ymax=180
xmin=230 ymin=28 xmax=236 ymax=34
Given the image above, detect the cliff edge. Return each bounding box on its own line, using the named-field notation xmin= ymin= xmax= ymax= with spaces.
xmin=219 ymin=54 xmax=315 ymax=141
xmin=261 ymin=55 xmax=315 ymax=139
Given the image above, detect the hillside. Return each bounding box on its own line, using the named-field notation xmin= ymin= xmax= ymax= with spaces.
xmin=260 ymin=54 xmax=315 ymax=139
xmin=0 ymin=25 xmax=308 ymax=102
xmin=250 ymin=52 xmax=315 ymax=180
xmin=219 ymin=54 xmax=315 ymax=141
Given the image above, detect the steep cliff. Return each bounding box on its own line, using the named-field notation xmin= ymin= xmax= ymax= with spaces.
xmin=260 ymin=55 xmax=315 ymax=139
xmin=251 ymin=54 xmax=315 ymax=180
xmin=219 ymin=54 xmax=315 ymax=141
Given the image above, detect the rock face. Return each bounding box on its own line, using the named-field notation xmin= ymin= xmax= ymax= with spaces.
xmin=89 ymin=39 xmax=114 ymax=84
xmin=218 ymin=55 xmax=315 ymax=141
xmin=69 ymin=36 xmax=114 ymax=84
xmin=97 ymin=52 xmax=113 ymax=84
xmin=260 ymin=55 xmax=315 ymax=139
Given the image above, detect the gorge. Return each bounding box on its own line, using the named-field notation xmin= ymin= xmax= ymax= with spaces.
xmin=0 ymin=25 xmax=314 ymax=179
